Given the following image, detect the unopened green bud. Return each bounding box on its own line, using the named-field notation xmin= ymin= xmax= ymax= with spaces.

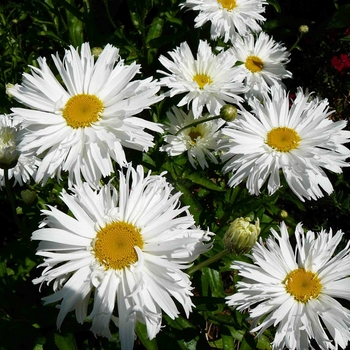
xmin=299 ymin=25 xmax=309 ymax=34
xmin=220 ymin=104 xmax=237 ymax=122
xmin=223 ymin=217 xmax=260 ymax=254
xmin=5 ymin=83 xmax=15 ymax=98
xmin=21 ymin=189 xmax=37 ymax=205
xmin=280 ymin=210 xmax=288 ymax=219
xmin=91 ymin=47 xmax=103 ymax=58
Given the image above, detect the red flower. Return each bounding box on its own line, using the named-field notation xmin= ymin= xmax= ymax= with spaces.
xmin=331 ymin=54 xmax=350 ymax=73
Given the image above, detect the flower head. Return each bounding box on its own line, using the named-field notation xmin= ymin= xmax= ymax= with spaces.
xmin=226 ymin=221 xmax=350 ymax=350
xmin=158 ymin=40 xmax=245 ymax=118
xmin=9 ymin=43 xmax=163 ymax=187
xmin=160 ymin=106 xmax=225 ymax=169
xmin=228 ymin=32 xmax=292 ymax=100
xmin=223 ymin=217 xmax=260 ymax=254
xmin=220 ymin=84 xmax=350 ymax=201
xmin=32 ymin=164 xmax=212 ymax=349
xmin=180 ymin=0 xmax=267 ymax=43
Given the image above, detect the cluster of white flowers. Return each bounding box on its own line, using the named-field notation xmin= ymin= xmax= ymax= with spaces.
xmin=5 ymin=0 xmax=350 ymax=349
xmin=157 ymin=1 xmax=350 ymax=350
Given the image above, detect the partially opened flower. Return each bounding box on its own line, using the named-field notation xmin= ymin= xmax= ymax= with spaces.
xmin=32 ymin=164 xmax=212 ymax=349
xmin=158 ymin=40 xmax=245 ymax=118
xmin=180 ymin=0 xmax=267 ymax=43
xmin=226 ymin=221 xmax=350 ymax=350
xmin=160 ymin=106 xmax=225 ymax=169
xmin=0 ymin=114 xmax=39 ymax=187
xmin=220 ymin=84 xmax=350 ymax=201
xmin=228 ymin=32 xmax=292 ymax=100
xmin=9 ymin=43 xmax=163 ymax=187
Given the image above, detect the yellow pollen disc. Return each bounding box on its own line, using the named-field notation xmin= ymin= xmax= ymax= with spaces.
xmin=193 ymin=74 xmax=213 ymax=89
xmin=245 ymin=56 xmax=264 ymax=73
xmin=284 ymin=268 xmax=322 ymax=303
xmin=217 ymin=0 xmax=237 ymax=10
xmin=188 ymin=130 xmax=202 ymax=144
xmin=62 ymin=94 xmax=104 ymax=128
xmin=94 ymin=221 xmax=144 ymax=270
xmin=266 ymin=127 xmax=301 ymax=152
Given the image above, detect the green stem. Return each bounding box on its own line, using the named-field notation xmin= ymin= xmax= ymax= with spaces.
xmin=288 ymin=33 xmax=304 ymax=53
xmin=4 ymin=169 xmax=22 ymax=234
xmin=175 ymin=115 xmax=222 ymax=136
xmin=103 ymin=0 xmax=118 ymax=30
xmin=187 ymin=250 xmax=230 ymax=275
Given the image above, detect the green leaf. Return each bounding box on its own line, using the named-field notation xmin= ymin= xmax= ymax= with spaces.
xmin=257 ymin=334 xmax=272 ymax=350
xmin=146 ymin=17 xmax=164 ymax=45
xmin=175 ymin=183 xmax=203 ymax=223
xmin=142 ymin=153 xmax=156 ymax=167
xmin=54 ymin=333 xmax=77 ymax=350
xmin=202 ymin=267 xmax=225 ymax=298
xmin=182 ymin=171 xmax=225 ymax=192
xmin=266 ymin=0 xmax=281 ymax=12
xmin=0 ymin=261 xmax=6 ymax=277
xmin=327 ymin=4 xmax=350 ymax=28
xmin=33 ymin=345 xmax=44 ymax=350
xmin=222 ymin=333 xmax=235 ymax=350
xmin=135 ymin=322 xmax=159 ymax=350
xmin=240 ymin=332 xmax=257 ymax=350
xmin=65 ymin=0 xmax=84 ymax=47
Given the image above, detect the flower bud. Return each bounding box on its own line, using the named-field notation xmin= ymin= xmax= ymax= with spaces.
xmin=299 ymin=25 xmax=309 ymax=34
xmin=0 ymin=123 xmax=19 ymax=170
xmin=220 ymin=104 xmax=237 ymax=122
xmin=91 ymin=47 xmax=103 ymax=58
xmin=280 ymin=209 xmax=288 ymax=219
xmin=6 ymin=83 xmax=15 ymax=98
xmin=223 ymin=217 xmax=260 ymax=254
xmin=21 ymin=189 xmax=37 ymax=205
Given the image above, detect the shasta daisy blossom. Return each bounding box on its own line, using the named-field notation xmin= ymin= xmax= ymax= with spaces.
xmin=32 ymin=164 xmax=212 ymax=350
xmin=220 ymin=84 xmax=350 ymax=201
xmin=0 ymin=114 xmax=39 ymax=187
xmin=227 ymin=32 xmax=292 ymax=100
xmin=9 ymin=43 xmax=163 ymax=187
xmin=158 ymin=40 xmax=246 ymax=118
xmin=160 ymin=106 xmax=225 ymax=169
xmin=180 ymin=0 xmax=267 ymax=43
xmin=226 ymin=221 xmax=350 ymax=350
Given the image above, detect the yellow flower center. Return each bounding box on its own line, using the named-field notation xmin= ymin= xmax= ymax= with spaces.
xmin=284 ymin=268 xmax=322 ymax=303
xmin=188 ymin=130 xmax=202 ymax=144
xmin=62 ymin=94 xmax=104 ymax=128
xmin=217 ymin=0 xmax=237 ymax=10
xmin=193 ymin=74 xmax=213 ymax=89
xmin=266 ymin=127 xmax=301 ymax=152
xmin=245 ymin=56 xmax=264 ymax=73
xmin=94 ymin=221 xmax=144 ymax=270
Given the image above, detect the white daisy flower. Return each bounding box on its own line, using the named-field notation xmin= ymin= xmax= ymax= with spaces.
xmin=32 ymin=164 xmax=212 ymax=350
xmin=0 ymin=114 xmax=39 ymax=187
xmin=160 ymin=106 xmax=225 ymax=169
xmin=180 ymin=0 xmax=267 ymax=43
xmin=220 ymin=84 xmax=350 ymax=201
xmin=158 ymin=40 xmax=246 ymax=118
xmin=226 ymin=221 xmax=350 ymax=350
xmin=228 ymin=32 xmax=292 ymax=100
xmin=9 ymin=43 xmax=163 ymax=187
